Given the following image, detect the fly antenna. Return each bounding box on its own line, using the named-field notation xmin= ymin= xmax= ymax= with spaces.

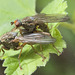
xmin=11 ymin=22 xmax=14 ymax=25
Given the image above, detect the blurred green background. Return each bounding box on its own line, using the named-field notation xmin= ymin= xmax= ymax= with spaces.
xmin=0 ymin=0 xmax=75 ymax=75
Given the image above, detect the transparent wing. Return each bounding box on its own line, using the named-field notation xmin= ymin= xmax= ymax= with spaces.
xmin=15 ymin=32 xmax=56 ymax=44
xmin=30 ymin=14 xmax=70 ymax=23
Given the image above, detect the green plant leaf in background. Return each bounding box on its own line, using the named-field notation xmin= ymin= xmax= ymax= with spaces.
xmin=0 ymin=0 xmax=68 ymax=75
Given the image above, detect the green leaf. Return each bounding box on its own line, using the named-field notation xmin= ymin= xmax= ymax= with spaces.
xmin=3 ymin=45 xmax=50 ymax=75
xmin=0 ymin=0 xmax=68 ymax=75
xmin=41 ymin=0 xmax=67 ymax=14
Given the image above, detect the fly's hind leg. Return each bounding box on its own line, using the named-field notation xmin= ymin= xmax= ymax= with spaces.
xmin=52 ymin=44 xmax=62 ymax=55
xmin=40 ymin=44 xmax=46 ymax=61
xmin=30 ymin=44 xmax=46 ymax=62
xmin=40 ymin=44 xmax=43 ymax=55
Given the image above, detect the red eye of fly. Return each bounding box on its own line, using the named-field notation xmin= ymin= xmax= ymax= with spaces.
xmin=14 ymin=20 xmax=18 ymax=24
xmin=11 ymin=19 xmax=22 ymax=28
xmin=14 ymin=19 xmax=22 ymax=28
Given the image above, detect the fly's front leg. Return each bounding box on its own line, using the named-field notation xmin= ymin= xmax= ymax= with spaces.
xmin=10 ymin=27 xmax=16 ymax=32
xmin=30 ymin=44 xmax=46 ymax=62
xmin=19 ymin=29 xmax=28 ymax=36
xmin=0 ymin=46 xmax=5 ymax=57
xmin=19 ymin=29 xmax=23 ymax=36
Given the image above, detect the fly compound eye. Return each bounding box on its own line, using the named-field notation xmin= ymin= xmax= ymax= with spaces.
xmin=14 ymin=19 xmax=22 ymax=28
xmin=11 ymin=19 xmax=22 ymax=28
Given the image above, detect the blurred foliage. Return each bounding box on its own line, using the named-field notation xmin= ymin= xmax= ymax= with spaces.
xmin=60 ymin=12 xmax=75 ymax=34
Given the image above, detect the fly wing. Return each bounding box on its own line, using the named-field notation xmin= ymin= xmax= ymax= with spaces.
xmin=30 ymin=14 xmax=70 ymax=23
xmin=15 ymin=32 xmax=56 ymax=44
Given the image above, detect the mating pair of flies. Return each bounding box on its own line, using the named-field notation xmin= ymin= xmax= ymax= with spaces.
xmin=0 ymin=13 xmax=69 ymax=69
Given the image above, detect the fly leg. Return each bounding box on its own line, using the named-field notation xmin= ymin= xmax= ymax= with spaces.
xmin=19 ymin=29 xmax=24 ymax=36
xmin=44 ymin=23 xmax=53 ymax=38
xmin=40 ymin=44 xmax=46 ymax=61
xmin=10 ymin=27 xmax=16 ymax=32
xmin=30 ymin=44 xmax=46 ymax=62
xmin=39 ymin=23 xmax=50 ymax=33
xmin=19 ymin=29 xmax=29 ymax=36
xmin=17 ymin=43 xmax=26 ymax=70
xmin=40 ymin=44 xmax=43 ymax=55
xmin=0 ymin=46 xmax=5 ymax=57
xmin=52 ymin=44 xmax=62 ymax=55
